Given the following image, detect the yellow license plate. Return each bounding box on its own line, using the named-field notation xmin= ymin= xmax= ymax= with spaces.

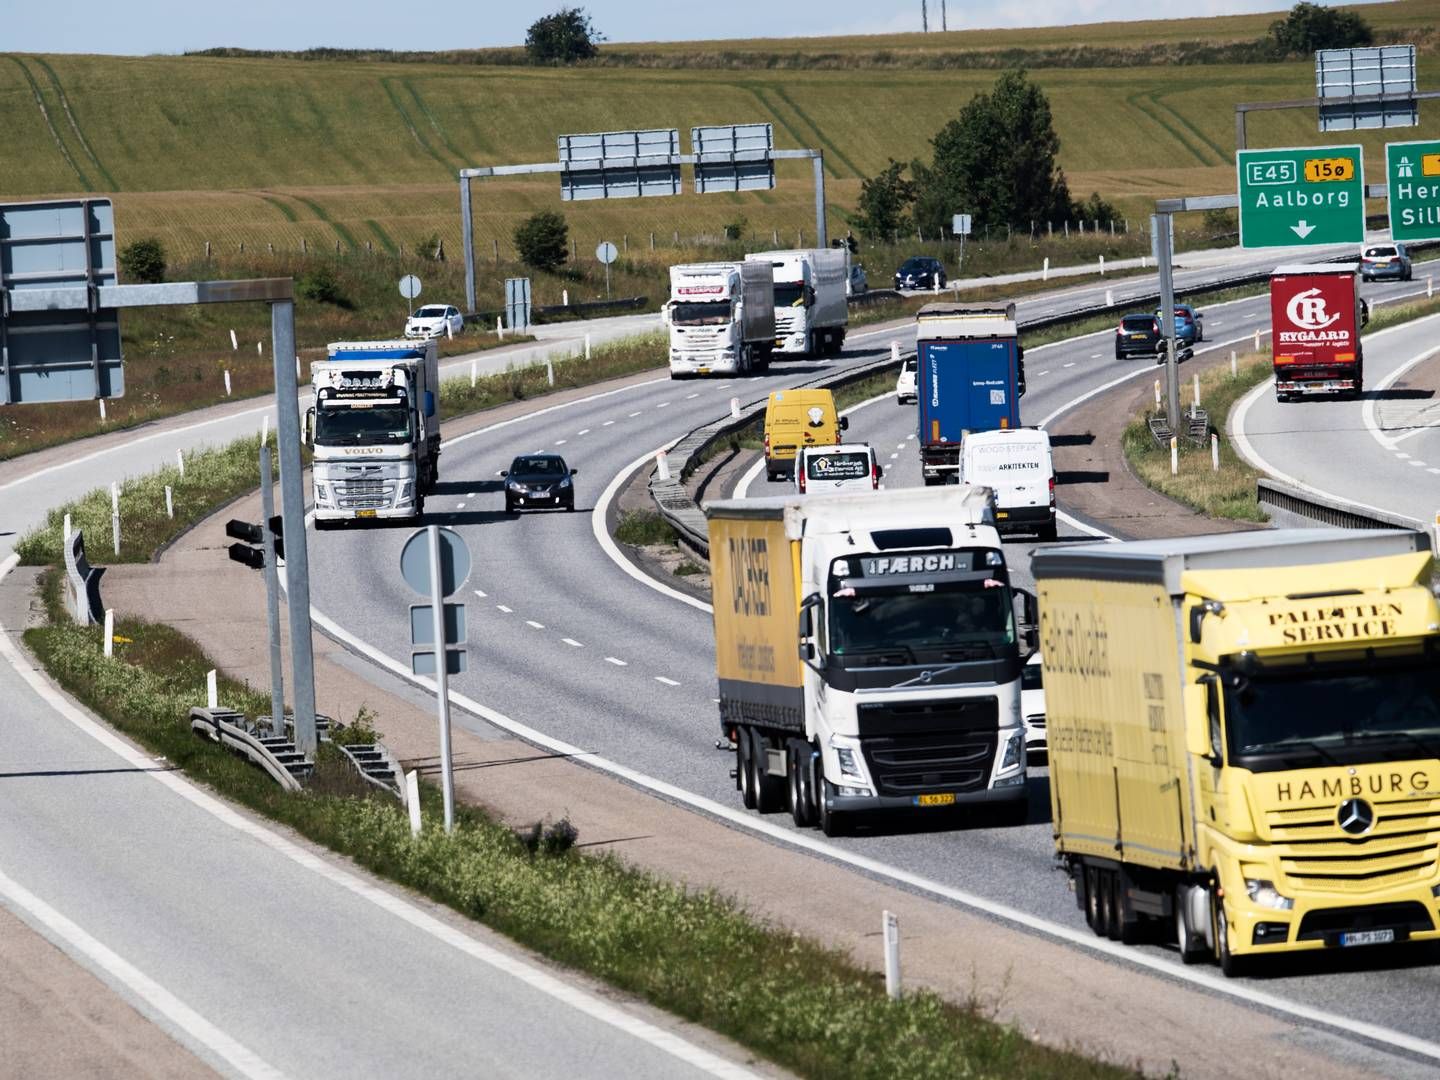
xmin=915 ymin=793 xmax=956 ymax=807
xmin=356 ymin=509 xmax=377 ymax=518
xmin=996 ymin=511 xmax=1009 ymax=519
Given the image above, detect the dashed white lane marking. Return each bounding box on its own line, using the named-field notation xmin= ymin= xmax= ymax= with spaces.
xmin=577 ymin=429 xmax=590 ymax=436
xmin=1063 ymin=362 xmax=1076 ymax=368
xmin=656 ymin=402 xmax=671 ymax=409
xmin=1409 ymin=460 xmax=1427 ymax=467
xmin=1396 ymin=451 xmax=1411 ymax=459
xmin=562 ymin=638 xmax=584 ymax=647
xmin=555 ymin=439 xmax=567 ymax=445
xmin=890 ymin=453 xmax=899 ymax=460
xmin=715 ymin=383 xmax=731 ymax=389
xmin=474 ymin=590 xmax=487 ymax=598
xmin=907 ymin=434 xmax=915 ymax=440
xmin=1038 ymin=370 xmax=1050 ymax=376
xmin=628 ymin=411 xmax=642 ymax=418
xmin=1090 ymin=353 xmax=1100 ymax=359
xmin=685 ymin=393 xmax=699 ymax=399
xmin=602 ymin=420 xmax=615 ymax=426
xmin=1429 ymin=468 xmax=1440 ymax=475
xmin=895 ymin=442 xmax=906 ymax=449
xmin=605 ymin=656 xmax=628 ymax=666
xmin=525 ymin=620 xmax=545 ymax=629
xmin=467 ymin=492 xmax=476 ymax=498
xmin=496 ymin=605 xmax=513 ymax=613
xmin=655 ymin=676 xmax=680 ymax=686
xmin=456 ymin=502 xmax=467 ymax=509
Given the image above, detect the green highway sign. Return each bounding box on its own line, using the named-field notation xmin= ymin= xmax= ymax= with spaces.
xmin=1236 ymin=145 xmax=1365 ymax=249
xmin=1386 ymin=140 xmax=1440 ymax=241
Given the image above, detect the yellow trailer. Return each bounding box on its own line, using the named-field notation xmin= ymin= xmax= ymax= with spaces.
xmin=1033 ymin=529 xmax=1440 ymax=975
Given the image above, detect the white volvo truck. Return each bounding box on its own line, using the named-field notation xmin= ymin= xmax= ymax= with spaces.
xmin=745 ymin=248 xmax=849 ymax=356
xmin=664 ymin=262 xmax=775 ymax=378
xmin=306 ymin=339 xmax=440 ymax=528
xmin=706 ymin=486 xmax=1036 ymax=835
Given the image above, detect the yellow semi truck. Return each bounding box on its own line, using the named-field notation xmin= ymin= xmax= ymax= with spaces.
xmin=1032 ymin=529 xmax=1440 ymax=975
xmin=707 ymin=487 xmax=1036 ymax=836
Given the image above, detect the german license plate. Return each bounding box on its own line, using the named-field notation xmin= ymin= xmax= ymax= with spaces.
xmin=1340 ymin=928 xmax=1394 ymax=947
xmin=915 ymin=793 xmax=956 ymax=808
xmin=356 ymin=509 xmax=377 ymax=518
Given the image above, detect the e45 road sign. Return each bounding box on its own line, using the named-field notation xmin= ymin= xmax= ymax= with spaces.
xmin=1237 ymin=145 xmax=1365 ymax=248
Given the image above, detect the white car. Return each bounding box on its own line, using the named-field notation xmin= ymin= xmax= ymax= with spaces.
xmin=794 ymin=443 xmax=881 ymax=494
xmin=1021 ymin=653 xmax=1046 ymax=759
xmin=895 ymin=356 xmax=917 ymax=404
xmin=405 ymin=304 xmax=464 ymax=339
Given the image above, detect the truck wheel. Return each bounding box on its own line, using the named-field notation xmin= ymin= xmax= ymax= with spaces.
xmin=1084 ymin=866 xmax=1104 ymax=935
xmin=751 ymin=728 xmax=785 ymax=814
xmin=737 ymin=727 xmax=757 ymax=810
xmin=1214 ymin=900 xmax=1246 ymax=978
xmin=786 ymin=740 xmax=814 ymax=827
xmin=1175 ymin=887 xmax=1208 ymax=964
xmin=817 ymin=779 xmax=850 ymax=838
xmin=1101 ymin=871 xmax=1123 ymax=941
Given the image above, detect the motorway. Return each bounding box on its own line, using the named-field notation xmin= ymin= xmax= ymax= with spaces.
xmin=304 ymin=260 xmax=1440 ymax=1067
xmin=3 ymin=242 xmax=1438 ymax=1075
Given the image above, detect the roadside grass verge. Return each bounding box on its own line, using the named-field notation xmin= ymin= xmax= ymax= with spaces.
xmin=1120 ymin=291 xmax=1440 ymax=522
xmin=14 ymin=334 xmax=667 ymax=567
xmin=1122 ymin=352 xmax=1272 ymax=521
xmin=613 ymin=510 xmax=679 ymax=546
xmin=20 ymin=569 xmax=1134 ymax=1080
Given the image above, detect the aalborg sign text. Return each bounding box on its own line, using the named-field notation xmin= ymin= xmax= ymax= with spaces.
xmin=1236 ymin=145 xmax=1365 ymax=249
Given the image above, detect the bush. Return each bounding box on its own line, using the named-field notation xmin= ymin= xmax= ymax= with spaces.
xmin=513 ymin=210 xmax=570 ymax=273
xmin=119 ymin=237 xmax=166 ymax=284
xmin=296 ymin=264 xmax=352 ymax=308
xmin=723 ymin=215 xmax=748 ymax=242
xmin=416 ymin=232 xmax=443 ymax=262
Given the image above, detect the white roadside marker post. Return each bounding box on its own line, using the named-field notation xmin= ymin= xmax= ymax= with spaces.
xmin=1231 ymin=350 xmax=1237 ymax=377
xmin=1211 ymin=433 xmax=1220 ymax=473
xmin=224 ymin=370 xmax=232 ymax=396
xmin=110 ymin=482 xmax=120 ymax=555
xmin=103 ymin=610 xmax=114 ymax=658
xmin=1105 ymin=289 xmax=1113 ymax=307
xmin=1153 ymin=379 xmax=1162 ymax=410
xmin=406 ymin=770 xmax=422 ymax=836
xmin=230 ymin=329 xmax=238 ymax=351
xmin=585 ymin=334 xmax=592 ymax=361
xmin=1099 ymin=255 xmax=1105 ymax=276
xmin=471 ymin=359 xmax=478 ymax=388
xmin=1254 ymin=330 xmax=1261 ymax=352
xmin=206 ymin=669 xmax=218 ymax=710
xmin=891 ymin=341 xmax=900 ymax=365
xmin=176 ymin=450 xmax=185 ymax=478
xmin=165 ymin=486 xmax=174 ymax=519
xmin=1042 ymin=257 xmax=1049 ymax=282
xmin=730 ymin=397 xmax=741 ymax=419
xmin=99 ymin=399 xmax=107 ymax=421
xmin=1170 ymin=437 xmax=1179 ymax=477
xmin=655 ymin=451 xmax=671 ymax=481
xmin=883 ymin=910 xmax=902 ymax=1001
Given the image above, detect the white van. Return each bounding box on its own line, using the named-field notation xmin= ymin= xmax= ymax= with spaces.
xmin=794 ymin=443 xmax=881 ymax=495
xmin=959 ymin=428 xmax=1056 ymax=540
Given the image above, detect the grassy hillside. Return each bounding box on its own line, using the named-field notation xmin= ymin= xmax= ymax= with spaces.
xmin=3 ymin=2 xmax=1439 ymax=266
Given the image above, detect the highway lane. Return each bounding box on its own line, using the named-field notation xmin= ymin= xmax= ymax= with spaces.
xmin=1234 ymin=311 xmax=1440 ymax=526
xmin=306 ymin=268 xmax=1440 ymax=1064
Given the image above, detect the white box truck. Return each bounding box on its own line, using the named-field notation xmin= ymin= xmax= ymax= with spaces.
xmin=664 ymin=262 xmax=775 ymax=378
xmin=745 ymin=248 xmax=849 ymax=356
xmin=306 ymin=339 xmax=440 ymax=528
xmin=706 ymin=486 xmax=1036 ymax=836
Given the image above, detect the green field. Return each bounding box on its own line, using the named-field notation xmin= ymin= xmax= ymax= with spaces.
xmin=2 ymin=2 xmax=1438 ymax=266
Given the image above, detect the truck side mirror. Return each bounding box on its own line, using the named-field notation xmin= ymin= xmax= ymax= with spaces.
xmin=303 ymin=407 xmax=315 ymax=446
xmin=1185 ymin=676 xmax=1223 ymax=766
xmin=798 ymin=592 xmax=825 ymax=669
xmin=1360 ymin=298 xmax=1370 ymax=327
xmin=1014 ymin=588 xmax=1039 ymax=654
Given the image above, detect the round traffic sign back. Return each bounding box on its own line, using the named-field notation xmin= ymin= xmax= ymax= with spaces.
xmin=399 ymin=274 xmax=423 ymax=300
xmin=595 ymin=241 xmax=618 ymax=265
xmin=400 ymin=526 xmax=471 ymax=598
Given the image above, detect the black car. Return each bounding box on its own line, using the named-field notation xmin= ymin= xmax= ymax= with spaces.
xmin=894 ymin=256 xmax=946 ymax=290
xmin=502 ymin=454 xmax=577 ymax=513
xmin=1114 ymin=313 xmax=1162 ymax=360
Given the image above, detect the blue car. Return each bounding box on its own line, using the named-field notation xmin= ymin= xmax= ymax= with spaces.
xmin=1154 ymin=304 xmax=1203 ymax=346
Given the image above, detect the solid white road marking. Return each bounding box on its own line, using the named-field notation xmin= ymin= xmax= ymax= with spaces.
xmin=562 ymin=638 xmax=584 ymax=648
xmin=605 ymin=657 xmax=628 ymax=666
xmin=655 ymin=676 xmax=680 ymax=686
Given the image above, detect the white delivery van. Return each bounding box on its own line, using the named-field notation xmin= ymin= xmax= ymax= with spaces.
xmin=959 ymin=428 xmax=1055 ymax=540
xmin=794 ymin=444 xmax=881 ymax=495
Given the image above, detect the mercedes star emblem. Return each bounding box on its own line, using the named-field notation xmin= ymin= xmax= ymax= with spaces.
xmin=1336 ymin=797 xmax=1376 ymax=836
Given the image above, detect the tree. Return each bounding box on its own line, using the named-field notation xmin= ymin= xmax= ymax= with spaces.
xmin=119 ymin=237 xmax=166 ymax=284
xmin=911 ymin=70 xmax=1073 ymax=236
xmin=1269 ymin=2 xmax=1372 ymax=55
xmin=513 ymin=210 xmax=569 ymax=272
xmin=525 ymin=7 xmax=603 ymax=65
xmin=848 ymin=160 xmax=917 ymax=242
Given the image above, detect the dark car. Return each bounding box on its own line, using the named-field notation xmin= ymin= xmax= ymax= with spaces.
xmin=1360 ymin=242 xmax=1412 ymax=282
xmin=894 ymin=256 xmax=946 ymax=291
xmin=502 ymin=454 xmax=577 ymax=513
xmin=1115 ymin=313 xmax=1162 ymax=359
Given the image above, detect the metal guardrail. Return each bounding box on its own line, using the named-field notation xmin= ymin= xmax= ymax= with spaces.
xmin=190 ymin=707 xmax=311 ymax=791
xmin=466 ymin=295 xmax=649 ymax=326
xmin=334 ymin=740 xmax=405 ymax=801
xmin=62 ymin=528 xmax=104 ymax=626
xmin=1257 ymin=478 xmax=1426 ymax=533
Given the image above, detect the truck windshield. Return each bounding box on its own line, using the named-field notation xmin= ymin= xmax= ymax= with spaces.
xmin=829 ymin=583 xmax=1015 ymax=659
xmin=671 ymin=300 xmax=732 ymax=325
xmin=1222 ymin=652 xmax=1440 ymax=770
xmin=315 ymin=403 xmax=411 ymax=445
xmin=774 ymin=283 xmax=807 ymax=308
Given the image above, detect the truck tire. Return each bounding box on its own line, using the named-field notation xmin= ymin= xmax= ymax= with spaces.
xmin=817 ymin=779 xmax=850 ymax=837
xmin=750 ymin=728 xmax=785 ymax=814
xmin=1214 ymin=900 xmax=1247 ymax=978
xmin=1084 ymin=865 xmax=1105 ymax=936
xmin=737 ymin=726 xmax=757 ymax=810
xmin=1175 ymin=887 xmax=1208 ymax=964
xmin=786 ymin=740 xmax=814 ymax=827
xmin=1101 ymin=871 xmax=1123 ymax=941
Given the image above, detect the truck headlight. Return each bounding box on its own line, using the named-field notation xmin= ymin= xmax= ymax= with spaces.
xmin=835 ymin=746 xmax=864 ymax=780
xmin=1245 ymin=879 xmax=1294 ymax=911
xmin=396 ymin=481 xmax=413 ymax=505
xmin=315 ymin=483 xmax=331 ymax=505
xmin=1000 ymin=732 xmax=1025 ymax=771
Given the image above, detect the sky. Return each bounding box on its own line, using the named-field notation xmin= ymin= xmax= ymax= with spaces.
xmin=1 ymin=0 xmax=1387 ymax=54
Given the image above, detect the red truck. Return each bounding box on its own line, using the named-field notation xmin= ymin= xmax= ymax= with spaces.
xmin=1270 ymin=263 xmax=1369 ymax=401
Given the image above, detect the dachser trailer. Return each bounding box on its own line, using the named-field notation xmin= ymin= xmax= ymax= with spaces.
xmin=707 ymin=487 xmax=1036 ymax=836
xmin=1033 ymin=529 xmax=1440 ymax=975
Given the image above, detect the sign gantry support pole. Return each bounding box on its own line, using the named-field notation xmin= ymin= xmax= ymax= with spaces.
xmin=259 ymin=444 xmax=286 ymax=736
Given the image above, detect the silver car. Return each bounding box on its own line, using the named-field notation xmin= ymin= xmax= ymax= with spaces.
xmin=1360 ymin=243 xmax=1412 ymax=283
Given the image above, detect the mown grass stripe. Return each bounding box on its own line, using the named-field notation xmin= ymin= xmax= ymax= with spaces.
xmin=380 ymin=75 xmax=452 ymax=175
xmin=30 ymin=55 xmax=119 ymax=190
xmin=1126 ymin=90 xmax=1212 ymax=169
xmin=290 ymin=193 xmax=360 ymax=251
xmin=769 ymin=83 xmax=861 ymax=179
xmin=259 ymin=193 xmax=300 ymax=222
xmin=364 ymin=219 xmax=397 ymax=255
xmin=403 ymin=77 xmax=466 ymax=169
xmin=1151 ymin=89 xmax=1230 ymax=166
xmin=5 ymin=55 xmax=92 ymax=191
